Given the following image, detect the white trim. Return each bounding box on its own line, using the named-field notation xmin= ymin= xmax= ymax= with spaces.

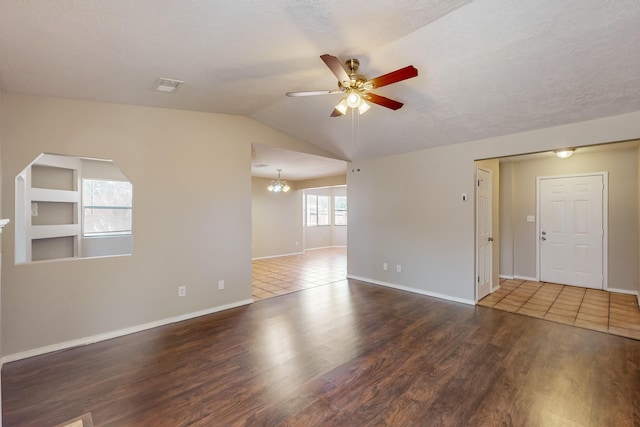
xmin=536 ymin=172 xmax=608 ymax=289
xmin=252 ymin=251 xmax=304 ymax=260
xmin=475 ymin=166 xmax=493 ymax=303
xmin=607 ymin=288 xmax=639 ymax=296
xmin=348 ymin=275 xmax=475 ymax=306
xmin=1 ymin=299 xmax=253 ymax=363
xmin=499 ymin=274 xmax=514 ymax=280
xmin=514 ymin=275 xmax=538 ymax=282
xmin=491 ymin=285 xmax=501 ymax=292
xmin=252 ymin=246 xmax=346 ymax=261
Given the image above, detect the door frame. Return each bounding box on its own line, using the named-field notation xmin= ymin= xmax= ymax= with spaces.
xmin=535 ymin=172 xmax=608 ymax=289
xmin=475 ymin=166 xmax=493 ymax=302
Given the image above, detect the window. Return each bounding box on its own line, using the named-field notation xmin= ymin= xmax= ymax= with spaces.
xmin=306 ymin=194 xmax=330 ymax=226
xmin=306 ymin=194 xmax=317 ymax=226
xmin=334 ymin=196 xmax=347 ymax=226
xmin=83 ymin=179 xmax=133 ymax=236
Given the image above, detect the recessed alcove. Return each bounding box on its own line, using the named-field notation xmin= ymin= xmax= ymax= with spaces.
xmin=15 ymin=153 xmax=133 ymax=264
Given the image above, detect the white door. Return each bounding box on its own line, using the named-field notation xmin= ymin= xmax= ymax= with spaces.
xmin=538 ymin=174 xmax=605 ymax=289
xmin=476 ymin=168 xmax=492 ymax=300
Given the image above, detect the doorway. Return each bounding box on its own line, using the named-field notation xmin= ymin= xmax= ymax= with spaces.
xmin=537 ymin=173 xmax=607 ymax=289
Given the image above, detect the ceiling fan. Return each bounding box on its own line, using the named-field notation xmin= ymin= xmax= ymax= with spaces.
xmin=286 ymin=54 xmax=418 ymax=117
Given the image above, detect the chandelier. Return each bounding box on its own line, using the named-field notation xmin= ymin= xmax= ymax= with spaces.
xmin=267 ymin=169 xmax=291 ymax=193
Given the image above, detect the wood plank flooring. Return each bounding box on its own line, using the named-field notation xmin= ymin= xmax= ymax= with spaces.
xmin=3 ymin=279 xmax=640 ymax=426
xmin=479 ymin=279 xmax=640 ymax=340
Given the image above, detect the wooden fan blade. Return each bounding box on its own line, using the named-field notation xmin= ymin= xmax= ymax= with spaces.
xmin=364 ymin=93 xmax=404 ymax=110
xmin=367 ymin=65 xmax=418 ymax=89
xmin=330 ymin=108 xmax=344 ymax=117
xmin=320 ymin=54 xmax=350 ymax=83
xmin=286 ymin=90 xmax=341 ymax=97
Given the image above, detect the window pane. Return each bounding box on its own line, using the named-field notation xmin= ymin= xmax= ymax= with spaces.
xmin=84 ymin=207 xmax=132 ymax=235
xmin=318 ymin=195 xmax=329 ymax=226
xmin=306 ymin=194 xmax=317 ymax=226
xmin=334 ymin=211 xmax=347 ymax=226
xmin=334 ymin=196 xmax=347 ymax=226
xmin=83 ymin=180 xmax=132 ymax=207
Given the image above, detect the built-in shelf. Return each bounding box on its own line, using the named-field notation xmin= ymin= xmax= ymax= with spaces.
xmin=30 ymin=224 xmax=81 ymax=240
xmin=31 ymin=188 xmax=80 ymax=203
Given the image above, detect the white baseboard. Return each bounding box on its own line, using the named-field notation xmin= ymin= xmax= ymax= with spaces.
xmin=514 ymin=275 xmax=538 ymax=282
xmin=499 ymin=274 xmax=514 ymax=279
xmin=491 ymin=285 xmax=501 ymax=292
xmin=1 ymin=299 xmax=253 ymax=364
xmin=252 ymin=246 xmax=346 ymax=260
xmin=305 ymin=245 xmax=346 ymax=251
xmin=347 ymin=275 xmax=475 ymax=306
xmin=252 ymin=251 xmax=303 ymax=260
xmin=607 ymin=287 xmax=639 ymax=296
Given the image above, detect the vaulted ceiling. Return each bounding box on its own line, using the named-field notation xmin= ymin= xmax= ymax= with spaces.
xmin=1 ymin=1 xmax=639 ymax=176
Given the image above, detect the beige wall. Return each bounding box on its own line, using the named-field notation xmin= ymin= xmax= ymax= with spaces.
xmin=251 ymin=177 xmax=303 ymax=259
xmin=1 ymin=94 xmax=334 ymax=357
xmin=476 ymin=159 xmax=500 ymax=293
xmin=505 ymin=147 xmax=638 ymax=291
xmin=252 ymin=179 xmax=347 ymax=259
xmin=348 ymin=111 xmax=640 ymax=304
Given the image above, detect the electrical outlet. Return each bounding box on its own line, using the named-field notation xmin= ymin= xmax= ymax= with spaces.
xmin=218 ymin=280 xmax=225 ymax=290
xmin=178 ymin=286 xmax=186 ymax=297
xmin=396 ymin=265 xmax=402 ymax=273
xmin=383 ymin=263 xmax=388 ymax=271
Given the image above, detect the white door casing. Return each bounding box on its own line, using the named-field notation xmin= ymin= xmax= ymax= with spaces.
xmin=537 ymin=173 xmax=607 ymax=289
xmin=476 ymin=168 xmax=492 ymax=301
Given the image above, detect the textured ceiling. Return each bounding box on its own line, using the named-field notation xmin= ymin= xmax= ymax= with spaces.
xmin=1 ymin=0 xmax=639 ymax=178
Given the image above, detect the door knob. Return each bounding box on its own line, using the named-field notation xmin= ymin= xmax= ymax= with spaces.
xmin=541 ymin=236 xmax=546 ymax=241
xmin=488 ymin=237 xmax=494 ymax=242
xmin=541 ymin=231 xmax=546 ymax=235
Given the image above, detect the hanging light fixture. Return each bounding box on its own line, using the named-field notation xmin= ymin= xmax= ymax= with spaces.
xmin=333 ymin=89 xmax=370 ymax=116
xmin=267 ymin=169 xmax=291 ymax=193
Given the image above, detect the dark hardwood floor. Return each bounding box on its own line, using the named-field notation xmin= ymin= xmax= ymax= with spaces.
xmin=3 ymin=279 xmax=640 ymax=426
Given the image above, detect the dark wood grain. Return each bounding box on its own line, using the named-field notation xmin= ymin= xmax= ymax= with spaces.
xmin=3 ymin=279 xmax=640 ymax=426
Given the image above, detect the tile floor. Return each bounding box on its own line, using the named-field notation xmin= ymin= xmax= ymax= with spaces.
xmin=479 ymin=278 xmax=640 ymax=340
xmin=252 ymin=247 xmax=347 ymax=301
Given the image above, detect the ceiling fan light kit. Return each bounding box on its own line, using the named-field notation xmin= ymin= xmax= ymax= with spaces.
xmin=287 ymin=54 xmax=418 ymax=117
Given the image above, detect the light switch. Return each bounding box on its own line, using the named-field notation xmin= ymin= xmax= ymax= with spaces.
xmin=526 ymin=215 xmax=535 ymax=223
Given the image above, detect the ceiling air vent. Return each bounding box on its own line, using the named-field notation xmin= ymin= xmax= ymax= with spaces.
xmin=154 ymin=78 xmax=184 ymax=93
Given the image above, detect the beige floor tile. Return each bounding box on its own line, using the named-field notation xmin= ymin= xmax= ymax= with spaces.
xmin=252 ymin=247 xmax=347 ymax=302
xmin=481 ymin=280 xmax=640 ymax=340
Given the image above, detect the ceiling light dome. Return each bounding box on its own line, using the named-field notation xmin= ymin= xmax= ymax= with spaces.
xmin=345 ymin=90 xmax=362 ymax=108
xmin=555 ymin=149 xmax=575 ymax=159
